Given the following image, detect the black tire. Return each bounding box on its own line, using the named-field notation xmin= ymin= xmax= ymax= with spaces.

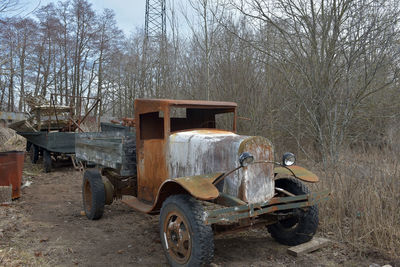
xmin=267 ymin=178 xmax=319 ymax=246
xmin=30 ymin=144 xmax=39 ymax=164
xmin=82 ymin=169 xmax=105 ymax=220
xmin=43 ymin=150 xmax=52 ymax=173
xmin=159 ymin=194 xmax=214 ymax=267
xmin=26 ymin=141 xmax=32 ymax=152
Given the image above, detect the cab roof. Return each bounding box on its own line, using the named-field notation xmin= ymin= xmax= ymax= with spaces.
xmin=135 ymin=98 xmax=237 ymax=109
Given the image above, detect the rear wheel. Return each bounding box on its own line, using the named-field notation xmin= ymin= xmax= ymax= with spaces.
xmin=160 ymin=194 xmax=214 ymax=267
xmin=82 ymin=169 xmax=105 ymax=220
xmin=30 ymin=144 xmax=39 ymax=164
xmin=26 ymin=141 xmax=32 ymax=152
xmin=267 ymin=178 xmax=319 ymax=246
xmin=43 ymin=150 xmax=52 ymax=173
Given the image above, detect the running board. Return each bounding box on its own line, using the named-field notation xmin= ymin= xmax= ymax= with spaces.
xmin=121 ymin=196 xmax=153 ymax=213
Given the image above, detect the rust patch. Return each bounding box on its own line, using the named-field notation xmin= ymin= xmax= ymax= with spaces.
xmin=267 ymin=197 xmax=280 ymax=205
xmin=236 ymin=136 xmax=275 ymax=203
xmin=171 ymin=173 xmax=222 ymax=200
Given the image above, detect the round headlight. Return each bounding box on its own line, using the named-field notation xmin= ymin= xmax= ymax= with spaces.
xmin=239 ymin=152 xmax=254 ymax=167
xmin=282 ymin=152 xmax=296 ymax=166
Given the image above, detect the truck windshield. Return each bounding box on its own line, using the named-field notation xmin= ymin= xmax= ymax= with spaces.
xmin=170 ymin=107 xmax=235 ymax=132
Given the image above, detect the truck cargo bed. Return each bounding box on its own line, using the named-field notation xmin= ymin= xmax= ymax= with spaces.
xmin=18 ymin=131 xmax=75 ymax=153
xmin=75 ymin=124 xmax=136 ymax=176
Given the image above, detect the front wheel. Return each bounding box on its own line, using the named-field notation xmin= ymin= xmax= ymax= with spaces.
xmin=159 ymin=194 xmax=214 ymax=267
xmin=267 ymin=178 xmax=319 ymax=246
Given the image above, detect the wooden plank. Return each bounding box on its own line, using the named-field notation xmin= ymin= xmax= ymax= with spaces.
xmin=287 ymin=237 xmax=330 ymax=256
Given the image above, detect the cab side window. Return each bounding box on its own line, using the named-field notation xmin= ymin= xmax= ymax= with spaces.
xmin=140 ymin=112 xmax=164 ymax=139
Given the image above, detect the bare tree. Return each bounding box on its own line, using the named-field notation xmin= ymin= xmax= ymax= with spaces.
xmin=225 ymin=0 xmax=400 ymax=165
xmin=93 ymin=8 xmax=123 ymax=116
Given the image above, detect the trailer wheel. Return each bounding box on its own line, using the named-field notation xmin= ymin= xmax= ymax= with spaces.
xmin=160 ymin=194 xmax=214 ymax=267
xmin=82 ymin=169 xmax=105 ymax=220
xmin=30 ymin=144 xmax=39 ymax=164
xmin=26 ymin=141 xmax=32 ymax=152
xmin=267 ymin=178 xmax=319 ymax=246
xmin=43 ymin=150 xmax=52 ymax=173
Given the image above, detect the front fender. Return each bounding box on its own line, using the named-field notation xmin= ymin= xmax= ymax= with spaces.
xmin=274 ymin=165 xmax=319 ymax=183
xmin=150 ymin=173 xmax=223 ymax=213
xmin=167 ymin=172 xmax=222 ymax=200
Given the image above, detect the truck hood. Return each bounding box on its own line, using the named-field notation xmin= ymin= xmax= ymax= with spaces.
xmin=167 ymin=129 xmax=274 ymax=203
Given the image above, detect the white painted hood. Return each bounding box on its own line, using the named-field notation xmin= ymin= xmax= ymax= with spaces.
xmin=167 ymin=130 xmax=274 ymax=203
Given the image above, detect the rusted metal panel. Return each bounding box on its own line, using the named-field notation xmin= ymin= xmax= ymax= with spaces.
xmin=204 ymin=190 xmax=330 ymax=225
xmin=170 ymin=173 xmax=222 ymax=200
xmin=135 ymin=98 xmax=237 ymax=109
xmin=138 ymin=139 xmax=168 ymax=202
xmin=274 ymin=166 xmax=319 ymax=183
xmin=0 ymin=156 xmax=15 ymax=193
xmin=237 ymin=136 xmax=274 ymax=203
xmin=0 ymin=151 xmax=24 ymax=199
xmin=122 ymin=173 xmax=222 ymax=213
xmin=135 ymin=100 xmax=168 ymax=203
xmin=121 ymin=195 xmax=154 ymax=213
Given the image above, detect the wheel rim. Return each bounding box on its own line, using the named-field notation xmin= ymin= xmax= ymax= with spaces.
xmin=84 ymin=180 xmax=92 ymax=213
xmin=163 ymin=210 xmax=192 ymax=264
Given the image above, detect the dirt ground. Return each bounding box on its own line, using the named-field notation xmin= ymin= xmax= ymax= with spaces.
xmin=0 ymin=159 xmax=398 ymax=267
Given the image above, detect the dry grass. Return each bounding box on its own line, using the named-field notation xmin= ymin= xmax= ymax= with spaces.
xmin=0 ymin=206 xmax=50 ymax=267
xmin=0 ymin=247 xmax=51 ymax=267
xmin=312 ymin=146 xmax=400 ymax=259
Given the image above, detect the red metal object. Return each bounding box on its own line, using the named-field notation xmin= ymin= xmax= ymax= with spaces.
xmin=0 ymin=154 xmax=14 ymax=190
xmin=0 ymin=151 xmax=24 ymax=199
xmin=9 ymin=151 xmax=24 ymax=199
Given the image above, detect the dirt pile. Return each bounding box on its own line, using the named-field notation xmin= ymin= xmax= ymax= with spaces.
xmin=0 ymin=127 xmax=26 ymax=152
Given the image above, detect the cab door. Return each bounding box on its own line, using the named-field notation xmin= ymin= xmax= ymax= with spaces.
xmin=136 ymin=110 xmax=169 ymax=203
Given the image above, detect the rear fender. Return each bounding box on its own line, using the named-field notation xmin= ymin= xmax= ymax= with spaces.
xmin=274 ymin=165 xmax=319 ymax=183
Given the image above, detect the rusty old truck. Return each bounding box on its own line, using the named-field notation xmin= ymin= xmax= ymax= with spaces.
xmin=76 ymin=99 xmax=330 ymax=266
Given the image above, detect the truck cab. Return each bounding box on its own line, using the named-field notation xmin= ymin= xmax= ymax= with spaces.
xmin=134 ymin=99 xmax=237 ymax=203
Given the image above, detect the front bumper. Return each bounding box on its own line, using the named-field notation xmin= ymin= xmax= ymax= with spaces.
xmin=203 ymin=190 xmax=330 ymax=225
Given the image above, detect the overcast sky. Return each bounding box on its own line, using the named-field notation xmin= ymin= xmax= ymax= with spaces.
xmin=20 ymin=0 xmax=190 ymax=36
